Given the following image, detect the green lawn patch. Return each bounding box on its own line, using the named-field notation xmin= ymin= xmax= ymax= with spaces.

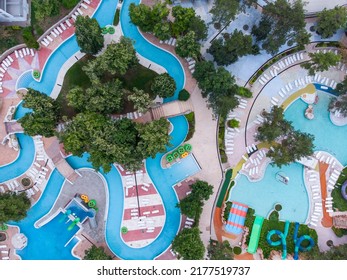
xmin=216 ymin=169 xmax=233 ymax=208
xmin=218 ymin=117 xmax=227 ymax=163
xmin=332 ymin=166 xmax=347 ymax=211
xmin=332 ymin=226 xmax=347 ymax=237
xmin=184 ymin=112 xmax=195 ymax=141
xmin=244 ymin=208 xmax=318 ymax=259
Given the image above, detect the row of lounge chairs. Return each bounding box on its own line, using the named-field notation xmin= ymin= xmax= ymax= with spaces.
xmin=186 ymin=57 xmax=195 ymax=74
xmin=184 ymin=217 xmax=194 ymax=229
xmin=225 ymin=112 xmax=237 ymax=155
xmin=309 ymin=202 xmax=322 ymax=227
xmin=159 ymin=37 xmax=176 ymax=46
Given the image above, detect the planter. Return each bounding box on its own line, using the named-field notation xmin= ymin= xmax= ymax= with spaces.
xmin=21 ymin=177 xmax=32 ymax=187
xmin=0 ymin=232 xmax=7 ymax=242
xmin=274 ymin=204 xmax=282 ymax=211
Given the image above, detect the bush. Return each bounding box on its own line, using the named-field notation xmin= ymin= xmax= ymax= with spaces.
xmin=233 ymin=246 xmax=242 ymax=255
xmin=22 ymin=27 xmax=39 ymax=49
xmin=332 ymin=226 xmax=347 ymax=237
xmin=227 ymin=119 xmax=239 ymax=128
xmin=238 ymin=87 xmax=253 ymax=98
xmin=268 ymin=210 xmax=279 ymax=221
xmin=214 ymin=22 xmax=221 ymax=30
xmin=62 ymin=0 xmax=79 ymax=9
xmin=275 ymin=204 xmax=282 ymax=211
xmin=185 ymin=112 xmax=195 ymax=141
xmin=223 ymin=201 xmax=232 ymax=222
xmin=21 ymin=177 xmax=31 ymax=187
xmin=243 ymin=24 xmax=249 ymax=31
xmin=178 ymin=89 xmax=190 ymax=101
xmin=114 ymin=8 xmax=120 ymax=26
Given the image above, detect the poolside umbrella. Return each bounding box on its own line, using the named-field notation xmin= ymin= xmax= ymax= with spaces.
xmin=11 ymin=233 xmax=28 ymax=250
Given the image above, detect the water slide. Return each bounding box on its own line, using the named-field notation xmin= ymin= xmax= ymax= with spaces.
xmin=266 ymin=220 xmax=290 ymax=259
xmin=293 ymin=222 xmax=314 ymax=260
xmin=247 ymin=216 xmax=264 ymax=254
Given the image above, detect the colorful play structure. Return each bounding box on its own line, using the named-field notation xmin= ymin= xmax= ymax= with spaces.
xmin=59 ymin=209 xmax=72 ymax=223
xmin=225 ymin=202 xmax=248 ymax=235
xmin=292 ymin=222 xmax=314 ymax=260
xmin=80 ymin=194 xmax=98 ymax=211
xmin=247 ymin=215 xmax=264 ymax=254
xmin=166 ymin=143 xmax=192 ymax=163
xmin=67 ymin=217 xmax=80 ymax=231
xmin=341 ymin=180 xmax=347 ymax=200
xmin=266 ymin=220 xmax=290 ymax=259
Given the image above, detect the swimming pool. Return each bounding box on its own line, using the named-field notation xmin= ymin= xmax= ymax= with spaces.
xmin=230 ymin=87 xmax=347 ymax=223
xmin=0 ymin=134 xmax=35 ymax=182
xmin=66 ymin=199 xmax=95 ymax=222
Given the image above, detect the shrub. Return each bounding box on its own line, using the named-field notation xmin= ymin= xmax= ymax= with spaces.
xmin=178 ymin=89 xmax=190 ymax=101
xmin=22 ymin=27 xmax=39 ymax=49
xmin=113 ymin=8 xmax=120 ymax=26
xmin=62 ymin=0 xmax=79 ymax=9
xmin=227 ymin=119 xmax=239 ymax=128
xmin=223 ymin=201 xmax=232 ymax=222
xmin=185 ymin=112 xmax=195 ymax=141
xmin=332 ymin=226 xmax=347 ymax=237
xmin=233 ymin=246 xmax=242 ymax=255
xmin=214 ymin=22 xmax=221 ymax=29
xmin=21 ymin=177 xmax=31 ymax=187
xmin=238 ymin=87 xmax=253 ymax=98
xmin=243 ymin=24 xmax=249 ymax=31
xmin=275 ymin=204 xmax=282 ymax=211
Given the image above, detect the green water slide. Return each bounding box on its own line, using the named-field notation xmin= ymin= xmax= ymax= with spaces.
xmin=247 ymin=216 xmax=264 ymax=254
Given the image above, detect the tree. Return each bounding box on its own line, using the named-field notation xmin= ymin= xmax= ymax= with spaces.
xmin=171 ymin=6 xmax=195 ymax=37
xmin=0 ymin=192 xmax=31 ymax=224
xmin=316 ymin=6 xmax=347 ymax=39
xmin=301 ymin=52 xmax=341 ymax=76
xmin=188 ymin=15 xmax=208 ymax=41
xmin=175 ymin=31 xmax=201 ymax=59
xmin=67 ymin=80 xmax=124 ymax=114
xmin=18 ymin=88 xmax=60 ymax=137
xmin=32 ymin=0 xmax=60 ymax=22
xmin=83 ymin=245 xmax=112 ymax=260
xmin=129 ymin=3 xmax=169 ymax=33
xmin=335 ymin=75 xmax=347 ymax=95
xmin=127 ymin=88 xmax=152 ymax=114
xmin=208 ymin=29 xmax=253 ymax=65
xmin=190 ymin=180 xmax=213 ymax=201
xmin=97 ymin=37 xmax=138 ymax=76
xmin=207 ymin=240 xmax=234 ymax=260
xmin=151 ymin=73 xmax=176 ymax=98
xmin=255 ymin=0 xmax=306 ymax=54
xmin=22 ymin=27 xmax=39 ymax=49
xmin=255 ymin=106 xmax=292 ymax=143
xmin=193 ymin=61 xmax=239 ymax=118
xmin=329 ymin=94 xmax=347 ymax=117
xmin=136 ymin=118 xmax=171 ymax=158
xmin=303 ymin=244 xmax=347 ymax=260
xmin=153 ymin=22 xmax=171 ymax=41
xmin=172 ymin=227 xmax=205 ymax=260
xmin=75 ymin=15 xmax=104 ymax=55
xmin=210 ymin=0 xmax=240 ymax=26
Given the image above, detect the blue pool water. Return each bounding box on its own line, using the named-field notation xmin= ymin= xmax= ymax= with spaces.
xmin=285 ymin=90 xmax=347 ymax=166
xmin=230 ymin=87 xmax=347 ymax=223
xmin=67 ymin=199 xmax=94 ymax=222
xmin=120 ymin=0 xmax=185 ymax=102
xmin=230 ymin=163 xmax=308 ymax=223
xmin=0 ymin=134 xmax=35 ymax=182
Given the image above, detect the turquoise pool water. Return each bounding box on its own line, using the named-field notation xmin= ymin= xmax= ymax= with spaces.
xmin=285 ymin=90 xmax=347 ymax=166
xmin=0 ymin=134 xmax=35 ymax=182
xmin=67 ymin=199 xmax=94 ymax=222
xmin=230 ymin=87 xmax=347 ymax=223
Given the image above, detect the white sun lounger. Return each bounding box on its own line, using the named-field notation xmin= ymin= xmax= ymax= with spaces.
xmin=60 ymin=23 xmax=66 ymax=30
xmin=15 ymin=50 xmax=19 ymax=58
xmin=47 ymin=35 xmax=53 ymax=42
xmin=8 ymin=56 xmax=13 ymax=63
xmin=81 ymin=3 xmax=88 ymax=9
xmin=57 ymin=26 xmax=63 ymax=33
xmin=65 ymin=19 xmax=72 ymax=27
xmin=84 ymin=0 xmax=90 ymax=4
xmin=77 ymin=8 xmax=83 ymax=15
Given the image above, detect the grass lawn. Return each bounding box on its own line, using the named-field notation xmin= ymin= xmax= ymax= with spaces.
xmin=58 ymin=55 xmax=158 ymax=118
xmin=244 ymin=208 xmax=318 ymax=259
xmin=332 ymin=166 xmax=347 ymax=212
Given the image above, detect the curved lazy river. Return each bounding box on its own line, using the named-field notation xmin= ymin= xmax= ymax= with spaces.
xmin=2 ymin=0 xmax=197 ymax=259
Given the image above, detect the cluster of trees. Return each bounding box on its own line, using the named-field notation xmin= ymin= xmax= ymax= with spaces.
xmin=75 ymin=16 xmax=104 ymax=55
xmin=176 ymin=180 xmax=213 ymax=222
xmin=301 ymin=52 xmax=342 ymax=76
xmin=208 ymin=29 xmax=259 ymax=65
xmin=193 ymin=61 xmax=252 ymax=118
xmin=18 ymin=89 xmax=60 ymax=137
xmin=129 ymin=4 xmax=207 ymax=58
xmin=129 ymin=4 xmax=207 ymax=41
xmin=316 ymin=6 xmax=347 ymax=39
xmin=303 ymin=244 xmax=347 ymax=260
xmin=0 ymin=192 xmax=31 ymax=225
xmin=209 ymin=0 xmax=241 ymax=28
xmin=207 ymin=240 xmax=234 ymax=260
xmin=251 ymin=0 xmax=309 ymax=54
xmin=256 ymin=106 xmax=315 ymax=167
xmin=83 ymin=245 xmax=112 ymax=260
xmin=32 ymin=0 xmax=79 ymax=22
xmin=19 ymin=39 xmax=174 ymax=172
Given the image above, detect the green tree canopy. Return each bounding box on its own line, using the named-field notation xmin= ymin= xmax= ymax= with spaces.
xmin=83 ymin=245 xmax=112 ymax=260
xmin=0 ymin=192 xmax=31 ymax=224
xmin=75 ymin=15 xmax=104 ymax=55
xmin=172 ymin=227 xmax=205 ymax=260
xmin=18 ymin=88 xmax=60 ymax=137
xmin=208 ymin=29 xmax=254 ymax=65
xmin=32 ymin=0 xmax=60 ymax=22
xmin=316 ymin=6 xmax=347 ymax=39
xmin=303 ymin=244 xmax=347 ymax=260
xmin=136 ymin=118 xmax=172 ymax=159
xmin=153 ymin=22 xmax=171 ymax=41
xmin=151 ymin=73 xmax=176 ymax=98
xmin=253 ymin=0 xmax=306 ymax=54
xmin=193 ymin=61 xmax=239 ymax=118
xmin=188 ymin=15 xmax=208 ymax=42
xmin=256 ymin=106 xmax=315 ymax=167
xmin=127 ymin=88 xmax=152 ymax=114
xmin=301 ymin=52 xmax=341 ymax=76
xmin=335 ymin=75 xmax=347 ymax=95
xmin=175 ymin=31 xmax=201 ymax=59
xmin=210 ymin=0 xmax=240 ymax=26
xmin=171 ymin=6 xmax=196 ymax=37
xmin=67 ymin=80 xmax=124 ymax=114
xmin=129 ymin=3 xmax=169 ymax=33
